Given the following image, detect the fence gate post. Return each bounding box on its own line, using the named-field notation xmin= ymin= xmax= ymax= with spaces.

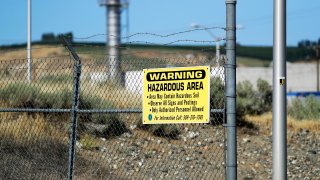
xmin=63 ymin=38 xmax=82 ymax=180
xmin=225 ymin=0 xmax=237 ymax=179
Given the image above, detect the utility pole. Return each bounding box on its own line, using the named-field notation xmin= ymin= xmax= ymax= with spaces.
xmin=272 ymin=0 xmax=287 ymax=179
xmin=123 ymin=0 xmax=130 ymax=43
xmin=190 ymin=23 xmax=221 ymax=64
xmin=316 ymin=46 xmax=319 ymax=91
xmin=225 ymin=0 xmax=237 ymax=179
xmin=27 ymin=0 xmax=32 ymax=82
xmin=100 ymin=0 xmax=124 ymax=85
xmin=216 ymin=38 xmax=221 ymax=63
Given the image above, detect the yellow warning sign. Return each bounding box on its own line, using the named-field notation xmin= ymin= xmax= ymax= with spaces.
xmin=143 ymin=66 xmax=210 ymax=124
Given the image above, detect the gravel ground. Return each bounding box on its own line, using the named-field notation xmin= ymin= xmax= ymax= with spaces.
xmin=77 ymin=124 xmax=226 ymax=180
xmin=76 ymin=122 xmax=319 ymax=180
xmin=238 ymin=126 xmax=319 ymax=180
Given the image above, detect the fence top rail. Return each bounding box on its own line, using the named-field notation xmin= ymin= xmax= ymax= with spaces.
xmin=0 ymin=108 xmax=224 ymax=113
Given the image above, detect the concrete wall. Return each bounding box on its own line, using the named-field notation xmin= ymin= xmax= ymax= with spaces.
xmin=125 ymin=71 xmax=143 ymax=94
xmin=237 ymin=63 xmax=319 ymax=92
xmin=114 ymin=63 xmax=319 ymax=94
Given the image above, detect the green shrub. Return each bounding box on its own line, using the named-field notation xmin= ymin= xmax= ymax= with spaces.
xmin=0 ymin=83 xmax=127 ymax=137
xmin=136 ymin=117 xmax=180 ymax=139
xmin=0 ymin=83 xmax=115 ymax=110
xmin=288 ymin=96 xmax=320 ymax=120
xmin=155 ymin=125 xmax=180 ymax=139
xmin=237 ymin=79 xmax=272 ymax=116
xmin=38 ymin=74 xmax=73 ymax=84
xmin=256 ymin=79 xmax=273 ymax=112
xmin=210 ymin=77 xmax=225 ymax=124
xmin=79 ymin=134 xmax=99 ymax=150
xmin=234 ymin=79 xmax=272 ymax=127
xmin=79 ymin=93 xmax=114 ymax=110
xmin=91 ymin=113 xmax=128 ymax=137
xmin=149 ymin=124 xmax=180 ymax=139
xmin=210 ymin=77 xmax=225 ymax=109
xmin=209 ymin=78 xmax=272 ymax=124
xmin=237 ymin=81 xmax=255 ymax=117
xmin=0 ymin=83 xmax=72 ymax=109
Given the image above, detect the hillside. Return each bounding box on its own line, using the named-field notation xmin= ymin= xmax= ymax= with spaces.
xmin=1 ymin=43 xmax=316 ymax=68
xmin=1 ymin=43 xmax=314 ymax=68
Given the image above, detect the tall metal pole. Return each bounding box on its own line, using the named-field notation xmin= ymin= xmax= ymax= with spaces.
xmin=27 ymin=0 xmax=32 ymax=82
xmin=107 ymin=0 xmax=123 ymax=85
xmin=216 ymin=41 xmax=220 ymax=63
xmin=126 ymin=2 xmax=130 ymax=43
xmin=225 ymin=0 xmax=237 ymax=179
xmin=272 ymin=0 xmax=287 ymax=179
xmin=316 ymin=47 xmax=319 ymax=91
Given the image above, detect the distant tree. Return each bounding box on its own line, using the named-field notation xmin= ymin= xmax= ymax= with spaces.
xmin=57 ymin=32 xmax=73 ymax=43
xmin=305 ymin=40 xmax=311 ymax=47
xmin=41 ymin=32 xmax=73 ymax=43
xmin=41 ymin=33 xmax=56 ymax=43
xmin=298 ymin=40 xmax=306 ymax=48
xmin=297 ymin=39 xmax=317 ymax=48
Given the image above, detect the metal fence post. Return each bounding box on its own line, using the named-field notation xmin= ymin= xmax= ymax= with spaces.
xmin=27 ymin=0 xmax=32 ymax=83
xmin=63 ymin=38 xmax=82 ymax=180
xmin=225 ymin=0 xmax=237 ymax=179
xmin=272 ymin=0 xmax=287 ymax=179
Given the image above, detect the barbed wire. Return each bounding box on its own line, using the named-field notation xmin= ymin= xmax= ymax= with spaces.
xmin=0 ymin=42 xmax=222 ymax=60
xmin=73 ymin=47 xmax=222 ymax=57
xmin=72 ymin=38 xmax=224 ymax=48
xmin=68 ymin=38 xmax=225 ymax=57
xmin=0 ymin=38 xmax=224 ymax=54
xmin=163 ymin=39 xmax=224 ymax=45
xmin=0 ymin=28 xmax=226 ymax=60
xmin=74 ymin=26 xmax=226 ymax=40
xmin=0 ymin=57 xmax=222 ymax=71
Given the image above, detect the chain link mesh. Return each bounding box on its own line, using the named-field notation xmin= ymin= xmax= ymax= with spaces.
xmin=0 ymin=53 xmax=226 ymax=179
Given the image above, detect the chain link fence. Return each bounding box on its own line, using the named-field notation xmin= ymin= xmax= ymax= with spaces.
xmin=0 ymin=45 xmax=226 ymax=179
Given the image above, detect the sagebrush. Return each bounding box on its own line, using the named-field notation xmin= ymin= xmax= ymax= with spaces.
xmin=288 ymin=95 xmax=320 ymax=120
xmin=0 ymin=83 xmax=127 ymax=138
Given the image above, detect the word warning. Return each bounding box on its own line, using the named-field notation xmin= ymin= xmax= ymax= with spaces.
xmin=143 ymin=66 xmax=210 ymax=124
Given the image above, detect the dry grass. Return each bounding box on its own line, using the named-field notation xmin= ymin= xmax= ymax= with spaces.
xmin=246 ymin=112 xmax=320 ymax=133
xmin=0 ymin=113 xmax=69 ymax=179
xmin=0 ymin=45 xmax=68 ymax=60
xmin=0 ymin=113 xmax=66 ymax=143
xmin=287 ymin=119 xmax=320 ymax=132
xmin=0 ymin=113 xmax=118 ymax=179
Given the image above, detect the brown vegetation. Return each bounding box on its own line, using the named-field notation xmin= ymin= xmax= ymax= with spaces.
xmin=246 ymin=112 xmax=320 ymax=133
xmin=0 ymin=113 xmax=120 ymax=179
